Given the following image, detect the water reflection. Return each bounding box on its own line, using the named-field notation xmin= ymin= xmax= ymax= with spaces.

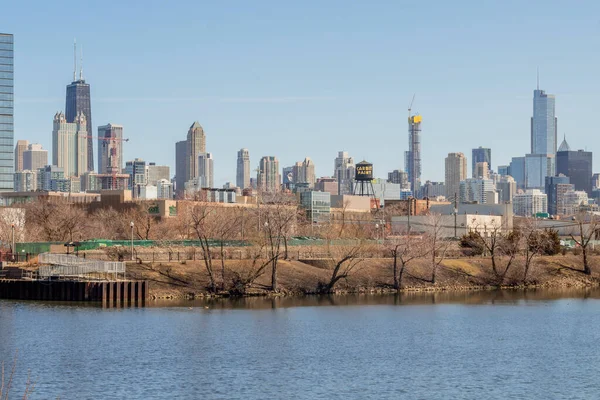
xmin=149 ymin=287 xmax=600 ymax=310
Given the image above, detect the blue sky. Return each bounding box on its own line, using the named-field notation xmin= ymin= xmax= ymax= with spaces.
xmin=3 ymin=0 xmax=600 ymax=185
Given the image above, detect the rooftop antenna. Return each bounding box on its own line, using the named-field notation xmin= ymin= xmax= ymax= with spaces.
xmin=79 ymin=44 xmax=84 ymax=80
xmin=73 ymin=39 xmax=77 ymax=82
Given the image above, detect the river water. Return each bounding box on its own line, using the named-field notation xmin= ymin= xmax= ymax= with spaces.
xmin=1 ymin=289 xmax=600 ymax=399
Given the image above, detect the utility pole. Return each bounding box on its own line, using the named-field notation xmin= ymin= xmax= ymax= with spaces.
xmin=454 ymin=192 xmax=458 ymax=238
xmin=407 ymin=197 xmax=411 ymax=233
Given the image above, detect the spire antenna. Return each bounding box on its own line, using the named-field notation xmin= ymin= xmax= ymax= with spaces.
xmin=73 ymin=39 xmax=77 ymax=82
xmin=79 ymin=44 xmax=84 ymax=80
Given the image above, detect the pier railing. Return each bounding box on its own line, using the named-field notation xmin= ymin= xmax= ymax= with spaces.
xmin=38 ymin=253 xmax=126 ymax=280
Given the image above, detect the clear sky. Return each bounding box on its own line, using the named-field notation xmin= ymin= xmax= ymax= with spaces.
xmin=3 ymin=0 xmax=600 ymax=185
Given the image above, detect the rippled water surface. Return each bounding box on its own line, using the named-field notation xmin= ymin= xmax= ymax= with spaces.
xmin=1 ymin=289 xmax=600 ymax=399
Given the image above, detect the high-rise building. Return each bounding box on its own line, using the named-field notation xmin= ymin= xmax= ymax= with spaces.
xmin=197 ymin=152 xmax=214 ymax=188
xmin=282 ymin=166 xmax=294 ymax=191
xmin=258 ymin=156 xmax=280 ymax=192
xmin=545 ymin=174 xmax=573 ymax=216
xmin=474 ymin=161 xmax=490 ymax=179
xmin=387 ymin=169 xmax=409 ymax=190
xmin=525 ymin=85 xmax=557 ymax=189
xmin=124 ymin=158 xmax=146 ymax=193
xmin=65 ymin=42 xmax=93 ymax=172
xmin=562 ymin=190 xmax=589 ymax=216
xmin=236 ymin=148 xmax=250 ymax=189
xmin=186 ymin=121 xmax=206 ymax=183
xmin=23 ymin=144 xmax=48 ymax=171
xmin=14 ymin=140 xmax=28 ymax=172
xmin=315 ymin=177 xmax=338 ymax=196
xmin=497 ymin=165 xmax=509 ymax=176
xmin=175 ymin=140 xmax=187 ymax=197
xmin=459 ymin=178 xmax=497 ymax=204
xmin=301 ymin=157 xmax=316 ymax=188
xmin=513 ymin=189 xmax=547 ymax=216
xmin=97 ymin=124 xmax=123 ymax=175
xmin=13 ymin=170 xmax=37 ymax=192
xmin=156 ymin=179 xmax=173 ymax=200
xmin=146 ymin=163 xmax=170 ymax=186
xmin=445 ymin=152 xmax=467 ymax=201
xmin=406 ymin=114 xmax=422 ymax=196
xmin=334 ymin=151 xmax=355 ymax=196
xmin=496 ymin=176 xmax=516 ymax=203
xmin=556 ymin=137 xmax=593 ymax=195
xmin=472 ymin=147 xmax=491 ymax=177
xmin=0 ymin=33 xmax=14 ymax=191
xmin=37 ymin=165 xmax=64 ymax=191
xmin=52 ymin=111 xmax=88 ymax=177
xmin=509 ymin=156 xmax=526 ymax=189
xmin=422 ymin=181 xmax=446 ymax=199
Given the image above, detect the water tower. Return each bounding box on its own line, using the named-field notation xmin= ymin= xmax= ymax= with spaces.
xmin=353 ymin=160 xmax=376 ymax=197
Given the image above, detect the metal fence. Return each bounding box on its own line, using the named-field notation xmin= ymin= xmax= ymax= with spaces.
xmin=38 ymin=253 xmax=126 ymax=280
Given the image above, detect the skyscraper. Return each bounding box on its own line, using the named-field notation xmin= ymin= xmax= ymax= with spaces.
xmin=14 ymin=140 xmax=28 ymax=172
xmin=236 ymin=148 xmax=250 ymax=189
xmin=472 ymin=147 xmax=491 ymax=177
xmin=556 ymin=137 xmax=593 ymax=195
xmin=301 ymin=157 xmax=316 ymax=188
xmin=474 ymin=162 xmax=490 ymax=179
xmin=405 ymin=114 xmax=422 ymax=196
xmin=545 ymin=174 xmax=573 ymax=216
xmin=97 ymin=124 xmax=123 ymax=175
xmin=198 ymin=152 xmax=214 ymax=188
xmin=0 ymin=33 xmax=14 ymax=191
xmin=23 ymin=143 xmax=48 ymax=171
xmin=525 ymin=85 xmax=557 ymax=189
xmin=258 ymin=156 xmax=280 ymax=192
xmin=445 ymin=152 xmax=467 ymax=201
xmin=334 ymin=151 xmax=355 ymax=196
xmin=52 ymin=111 xmax=87 ymax=177
xmin=146 ymin=163 xmax=170 ymax=186
xmin=175 ymin=140 xmax=187 ymax=197
xmin=186 ymin=121 xmax=206 ymax=184
xmin=65 ymin=42 xmax=93 ymax=171
xmin=387 ymin=169 xmax=409 ymax=190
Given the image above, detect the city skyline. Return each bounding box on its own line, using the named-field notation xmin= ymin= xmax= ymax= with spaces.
xmin=4 ymin=2 xmax=600 ymax=186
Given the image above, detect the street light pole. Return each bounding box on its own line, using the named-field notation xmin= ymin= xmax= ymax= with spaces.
xmin=11 ymin=223 xmax=15 ymax=261
xmin=130 ymin=221 xmax=135 ymax=261
xmin=454 ymin=192 xmax=458 ymax=239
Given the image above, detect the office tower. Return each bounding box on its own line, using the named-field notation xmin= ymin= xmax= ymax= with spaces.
xmin=556 ymin=137 xmax=593 ymax=195
xmin=387 ymin=169 xmax=409 ymax=189
xmin=592 ymin=173 xmax=600 ymax=190
xmin=525 ymin=85 xmax=557 ymax=189
xmin=52 ymin=111 xmax=87 ymax=177
xmin=282 ymin=166 xmax=294 ymax=190
xmin=472 ymin=147 xmax=491 ymax=177
xmin=422 ymin=181 xmax=445 ymax=198
xmin=562 ymin=190 xmax=589 ymax=215
xmin=156 ymin=179 xmax=173 ymax=199
xmin=0 ymin=33 xmax=14 ymax=191
xmin=334 ymin=151 xmax=355 ymax=196
xmin=23 ymin=144 xmax=48 ymax=171
xmin=97 ymin=124 xmax=123 ymax=175
xmin=14 ymin=140 xmax=28 ymax=172
xmin=13 ymin=170 xmax=37 ymax=192
xmin=197 ymin=152 xmax=214 ymax=188
xmin=406 ymin=114 xmax=422 ymax=195
xmin=509 ymin=156 xmax=526 ymax=189
xmin=301 ymin=157 xmax=316 ymax=188
xmin=545 ymin=174 xmax=573 ymax=216
xmin=445 ymin=152 xmax=467 ymax=200
xmin=292 ymin=162 xmax=303 ymax=184
xmin=497 ymin=165 xmax=509 ymax=176
xmin=65 ymin=42 xmax=93 ymax=172
xmin=258 ymin=156 xmax=280 ymax=192
xmin=37 ymin=165 xmax=64 ymax=191
xmin=175 ymin=140 xmax=187 ymax=196
xmin=186 ymin=121 xmax=206 ymax=183
xmin=80 ymin=171 xmax=100 ymax=192
xmin=459 ymin=178 xmax=497 ymax=204
xmin=236 ymin=148 xmax=250 ymax=189
xmin=513 ymin=189 xmax=547 ymax=216
xmin=496 ymin=176 xmax=516 ymax=203
xmin=124 ymin=158 xmax=146 ymax=192
xmin=474 ymin=161 xmax=490 ymax=179
xmin=146 ymin=163 xmax=170 ymax=186
xmin=315 ymin=177 xmax=338 ymax=195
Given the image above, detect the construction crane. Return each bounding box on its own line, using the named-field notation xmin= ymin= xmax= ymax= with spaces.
xmin=408 ymin=93 xmax=416 ymax=119
xmin=83 ymin=135 xmax=130 ymax=190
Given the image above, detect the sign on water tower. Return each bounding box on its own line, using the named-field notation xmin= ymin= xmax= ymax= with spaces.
xmin=355 ymin=161 xmax=374 ymax=181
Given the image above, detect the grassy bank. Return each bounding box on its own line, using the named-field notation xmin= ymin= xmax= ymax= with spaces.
xmin=126 ymin=254 xmax=600 ymax=299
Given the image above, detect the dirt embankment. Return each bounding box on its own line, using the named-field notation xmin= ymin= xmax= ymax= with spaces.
xmin=125 ymin=255 xmax=600 ymax=299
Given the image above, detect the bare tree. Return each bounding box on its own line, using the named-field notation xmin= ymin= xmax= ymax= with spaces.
xmin=231 ymin=242 xmax=279 ymax=295
xmin=385 ymin=233 xmax=428 ymax=290
xmin=189 ymin=203 xmax=218 ymax=292
xmin=569 ymin=212 xmax=600 ymax=275
xmin=423 ymin=213 xmax=451 ymax=284
xmin=320 ymin=243 xmax=366 ymax=293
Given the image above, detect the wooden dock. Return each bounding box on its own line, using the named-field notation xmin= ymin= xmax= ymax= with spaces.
xmin=0 ymin=280 xmax=148 ymax=307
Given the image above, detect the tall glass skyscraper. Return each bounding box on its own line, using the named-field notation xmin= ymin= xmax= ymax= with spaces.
xmin=472 ymin=147 xmax=491 ymax=177
xmin=531 ymin=89 xmax=557 ymax=155
xmin=66 ymin=53 xmax=93 ymax=172
xmin=405 ymin=114 xmax=422 ymax=196
xmin=0 ymin=33 xmax=13 ymax=191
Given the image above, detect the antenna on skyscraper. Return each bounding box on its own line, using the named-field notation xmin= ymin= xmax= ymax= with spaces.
xmin=79 ymin=44 xmax=84 ymax=80
xmin=73 ymin=39 xmax=77 ymax=82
